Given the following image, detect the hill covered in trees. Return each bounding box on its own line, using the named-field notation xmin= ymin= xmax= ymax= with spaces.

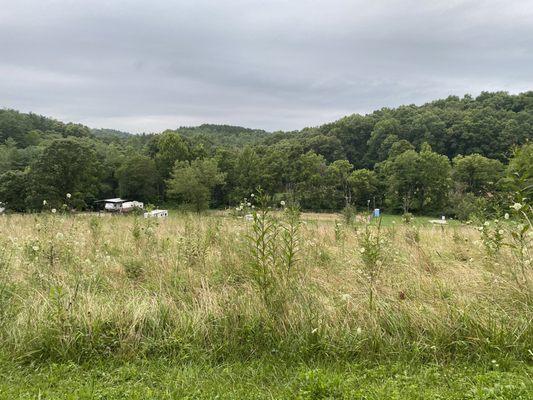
xmin=0 ymin=91 xmax=531 ymax=216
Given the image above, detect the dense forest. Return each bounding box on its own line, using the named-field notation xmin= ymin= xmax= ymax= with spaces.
xmin=0 ymin=91 xmax=532 ymax=217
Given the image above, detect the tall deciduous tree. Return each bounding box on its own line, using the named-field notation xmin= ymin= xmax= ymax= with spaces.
xmin=166 ymin=158 xmax=226 ymax=212
xmin=452 ymin=154 xmax=504 ymax=195
xmin=0 ymin=170 xmax=28 ymax=211
xmin=293 ymin=151 xmax=332 ymax=210
xmin=505 ymin=143 xmax=533 ymax=201
xmin=348 ymin=169 xmax=379 ymax=208
xmin=27 ymin=138 xmax=101 ymax=209
xmin=381 ymin=144 xmax=451 ymax=213
xmin=152 ymin=131 xmax=191 ymax=180
xmin=327 ymin=159 xmax=353 ymax=207
xmin=116 ymin=155 xmax=158 ymax=203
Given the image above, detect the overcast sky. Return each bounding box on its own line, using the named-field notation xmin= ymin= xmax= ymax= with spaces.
xmin=1 ymin=0 xmax=532 ymax=133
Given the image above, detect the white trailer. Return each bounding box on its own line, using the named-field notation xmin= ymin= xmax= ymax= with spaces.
xmin=144 ymin=209 xmax=168 ymax=218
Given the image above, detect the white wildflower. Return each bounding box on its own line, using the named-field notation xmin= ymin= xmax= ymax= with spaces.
xmin=359 ymin=248 xmax=365 ymax=253
xmin=66 ymin=193 xmax=72 ymax=199
xmin=250 ymin=194 xmax=254 ymax=198
xmin=280 ymin=200 xmax=286 ymax=206
xmin=32 ymin=245 xmax=39 ymax=252
xmin=42 ymin=200 xmax=47 ymax=206
xmin=51 ymin=208 xmax=57 ymax=214
xmin=504 ymin=213 xmax=509 ymax=220
xmin=498 ymin=230 xmax=504 ymax=235
xmin=356 ymin=327 xmax=362 ymax=335
xmin=511 ymin=203 xmax=522 ymax=211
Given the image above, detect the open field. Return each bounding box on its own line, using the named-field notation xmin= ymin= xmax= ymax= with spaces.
xmin=0 ymin=210 xmax=531 ymax=397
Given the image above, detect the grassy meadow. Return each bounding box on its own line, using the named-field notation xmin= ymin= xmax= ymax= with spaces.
xmin=0 ymin=209 xmax=531 ymax=398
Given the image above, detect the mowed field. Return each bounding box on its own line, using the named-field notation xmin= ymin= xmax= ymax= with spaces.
xmin=0 ymin=211 xmax=531 ymax=399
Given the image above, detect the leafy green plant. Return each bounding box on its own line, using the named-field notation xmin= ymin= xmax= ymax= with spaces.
xmin=132 ymin=216 xmax=142 ymax=242
xmin=402 ymin=212 xmax=413 ymax=224
xmin=88 ymin=216 xmax=102 ymax=243
xmin=247 ymin=190 xmax=279 ymax=303
xmin=280 ymin=204 xmax=301 ymax=275
xmin=479 ymin=219 xmax=504 ymax=257
xmin=342 ymin=204 xmax=356 ymax=226
xmin=359 ymin=217 xmax=384 ymax=309
xmin=334 ymin=220 xmax=344 ymax=243
xmin=505 ymin=203 xmax=532 ymax=288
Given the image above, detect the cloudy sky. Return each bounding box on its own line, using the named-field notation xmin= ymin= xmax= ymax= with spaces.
xmin=1 ymin=0 xmax=532 ymax=133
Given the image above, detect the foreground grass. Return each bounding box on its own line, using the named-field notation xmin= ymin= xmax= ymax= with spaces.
xmin=0 ymin=211 xmax=531 ymax=363
xmin=0 ymin=210 xmax=531 ymax=398
xmin=1 ymin=358 xmax=531 ymax=399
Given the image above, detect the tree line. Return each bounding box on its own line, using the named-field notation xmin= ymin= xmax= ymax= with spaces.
xmin=0 ymin=91 xmax=531 ymax=217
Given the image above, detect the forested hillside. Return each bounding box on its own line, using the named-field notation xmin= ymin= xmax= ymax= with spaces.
xmin=1 ymin=91 xmax=531 ymax=215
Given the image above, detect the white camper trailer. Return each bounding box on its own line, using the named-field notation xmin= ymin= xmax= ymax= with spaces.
xmin=144 ymin=209 xmax=168 ymax=218
xmin=121 ymin=201 xmax=144 ymax=212
xmin=102 ymin=198 xmax=126 ymax=212
xmin=97 ymin=198 xmax=144 ymax=213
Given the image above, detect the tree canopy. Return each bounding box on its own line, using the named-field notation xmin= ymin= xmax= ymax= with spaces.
xmin=0 ymin=91 xmax=531 ymax=216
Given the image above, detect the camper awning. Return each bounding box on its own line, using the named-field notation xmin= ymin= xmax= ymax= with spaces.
xmin=95 ymin=198 xmax=128 ymax=203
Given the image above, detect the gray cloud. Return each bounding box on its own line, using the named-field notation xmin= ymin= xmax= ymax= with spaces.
xmin=1 ymin=0 xmax=532 ymax=133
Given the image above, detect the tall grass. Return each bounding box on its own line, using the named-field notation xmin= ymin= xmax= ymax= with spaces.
xmin=0 ymin=210 xmax=530 ymax=364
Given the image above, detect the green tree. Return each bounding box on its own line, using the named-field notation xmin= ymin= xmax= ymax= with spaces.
xmin=304 ymin=134 xmax=345 ymax=162
xmin=381 ymin=144 xmax=451 ymax=213
xmin=348 ymin=169 xmax=379 ymax=208
xmin=452 ymin=154 xmax=504 ymax=195
xmin=293 ymin=151 xmax=332 ymax=210
xmin=365 ymin=118 xmax=401 ymax=164
xmin=505 ymin=143 xmax=533 ymax=201
xmin=152 ymin=131 xmax=191 ymax=180
xmin=388 ymin=139 xmax=414 ymax=158
xmin=27 ymin=138 xmax=101 ymax=209
xmin=233 ymin=147 xmax=263 ymax=201
xmin=327 ymin=159 xmax=353 ymax=206
xmin=116 ymin=155 xmax=158 ymax=203
xmin=417 ymin=143 xmax=452 ymax=212
xmin=64 ymin=123 xmax=91 ymax=138
xmin=0 ymin=170 xmax=28 ymax=211
xmin=166 ymin=158 xmax=226 ymax=212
